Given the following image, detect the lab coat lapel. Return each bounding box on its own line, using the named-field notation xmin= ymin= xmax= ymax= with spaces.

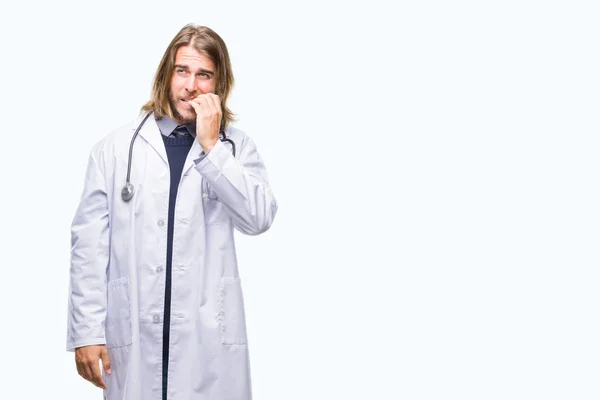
xmin=136 ymin=113 xmax=168 ymax=166
xmin=182 ymin=138 xmax=203 ymax=177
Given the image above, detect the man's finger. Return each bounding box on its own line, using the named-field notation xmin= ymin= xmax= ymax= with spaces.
xmin=187 ymin=100 xmax=201 ymax=114
xmin=208 ymin=93 xmax=222 ymax=114
xmin=199 ymin=94 xmax=220 ymax=118
xmin=89 ymin=359 xmax=107 ymax=389
xmin=81 ymin=361 xmax=94 ymax=384
xmin=101 ymin=347 xmax=112 ymax=375
xmin=194 ymin=96 xmax=213 ymax=115
xmin=202 ymin=94 xmax=217 ymax=114
xmin=76 ymin=360 xmax=84 ymax=378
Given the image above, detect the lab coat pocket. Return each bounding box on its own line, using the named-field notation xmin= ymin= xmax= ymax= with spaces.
xmin=105 ymin=277 xmax=133 ymax=349
xmin=216 ymin=277 xmax=248 ymax=345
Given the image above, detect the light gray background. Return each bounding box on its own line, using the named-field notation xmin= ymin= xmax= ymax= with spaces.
xmin=0 ymin=0 xmax=598 ymax=399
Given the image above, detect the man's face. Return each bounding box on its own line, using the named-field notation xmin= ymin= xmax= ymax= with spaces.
xmin=169 ymin=45 xmax=217 ymax=124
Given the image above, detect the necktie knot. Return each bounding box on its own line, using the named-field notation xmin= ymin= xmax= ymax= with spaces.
xmin=171 ymin=125 xmax=191 ymax=137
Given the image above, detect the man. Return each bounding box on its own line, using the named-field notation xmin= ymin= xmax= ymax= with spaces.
xmin=66 ymin=24 xmax=278 ymax=400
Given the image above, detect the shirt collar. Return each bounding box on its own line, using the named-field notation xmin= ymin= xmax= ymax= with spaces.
xmin=155 ymin=115 xmax=196 ymax=138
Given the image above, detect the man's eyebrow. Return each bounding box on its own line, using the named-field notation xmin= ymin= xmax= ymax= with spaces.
xmin=174 ymin=64 xmax=215 ymax=75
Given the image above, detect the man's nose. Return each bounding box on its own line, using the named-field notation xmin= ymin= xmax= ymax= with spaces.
xmin=184 ymin=75 xmax=197 ymax=92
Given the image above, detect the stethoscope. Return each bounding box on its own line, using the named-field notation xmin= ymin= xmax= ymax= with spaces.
xmin=121 ymin=112 xmax=236 ymax=202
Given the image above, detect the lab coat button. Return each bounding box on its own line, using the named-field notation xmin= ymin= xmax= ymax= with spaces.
xmin=156 ymin=266 xmax=164 ymax=273
xmin=202 ymin=193 xmax=208 ymax=198
xmin=153 ymin=314 xmax=161 ymax=323
xmin=157 ymin=219 xmax=165 ymax=227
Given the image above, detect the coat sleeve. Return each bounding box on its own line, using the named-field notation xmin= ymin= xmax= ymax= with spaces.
xmin=66 ymin=149 xmax=109 ymax=351
xmin=194 ymin=132 xmax=278 ymax=235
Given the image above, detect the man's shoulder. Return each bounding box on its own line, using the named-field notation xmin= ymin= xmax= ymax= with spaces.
xmin=224 ymin=124 xmax=251 ymax=145
xmin=90 ymin=115 xmax=146 ymax=154
xmin=225 ymin=125 xmax=270 ymax=153
xmin=96 ymin=117 xmax=150 ymax=145
xmin=104 ymin=116 xmax=145 ymax=143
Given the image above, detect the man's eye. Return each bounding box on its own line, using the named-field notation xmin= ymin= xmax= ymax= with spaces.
xmin=176 ymin=69 xmax=187 ymax=74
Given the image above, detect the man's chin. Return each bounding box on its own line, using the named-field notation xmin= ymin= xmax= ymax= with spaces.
xmin=174 ymin=108 xmax=196 ymax=124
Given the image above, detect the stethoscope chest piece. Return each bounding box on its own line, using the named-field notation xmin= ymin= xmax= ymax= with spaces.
xmin=121 ymin=183 xmax=135 ymax=202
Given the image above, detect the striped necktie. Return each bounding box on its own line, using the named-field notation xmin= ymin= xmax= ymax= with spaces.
xmin=171 ymin=125 xmax=191 ymax=138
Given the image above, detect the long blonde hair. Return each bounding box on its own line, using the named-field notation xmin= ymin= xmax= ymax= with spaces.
xmin=141 ymin=24 xmax=236 ymax=132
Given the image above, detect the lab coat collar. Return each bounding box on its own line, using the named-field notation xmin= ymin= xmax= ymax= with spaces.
xmin=135 ymin=112 xmax=168 ymax=166
xmin=134 ymin=112 xmax=204 ymax=174
xmin=155 ymin=115 xmax=197 ymax=138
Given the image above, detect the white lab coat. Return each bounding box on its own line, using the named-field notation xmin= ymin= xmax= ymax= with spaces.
xmin=66 ymin=113 xmax=277 ymax=400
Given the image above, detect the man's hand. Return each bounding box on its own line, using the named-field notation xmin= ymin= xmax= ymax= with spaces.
xmin=186 ymin=93 xmax=222 ymax=153
xmin=75 ymin=344 xmax=111 ymax=389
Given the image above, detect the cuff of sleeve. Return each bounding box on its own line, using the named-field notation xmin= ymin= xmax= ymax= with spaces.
xmin=193 ymin=138 xmax=247 ymax=200
xmin=66 ymin=339 xmax=106 ymax=352
xmin=193 ymin=138 xmax=227 ymax=169
xmin=194 ymin=150 xmax=208 ymax=164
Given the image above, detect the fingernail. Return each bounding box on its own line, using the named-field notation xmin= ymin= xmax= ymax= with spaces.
xmin=107 ymin=369 xmax=111 ymax=374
